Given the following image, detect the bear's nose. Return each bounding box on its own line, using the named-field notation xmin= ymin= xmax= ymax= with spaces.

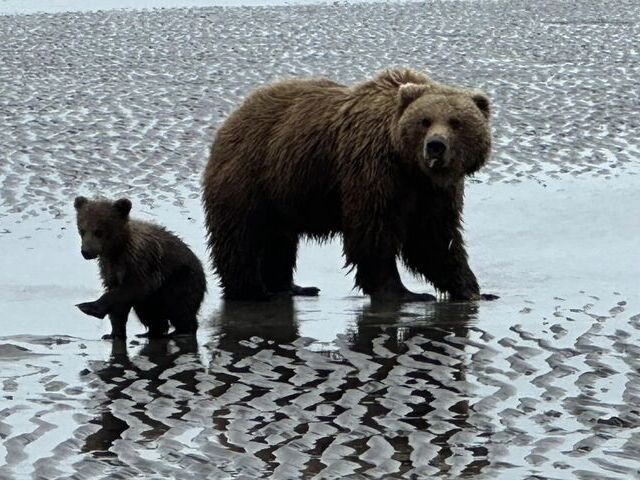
xmin=425 ymin=138 xmax=447 ymax=159
xmin=81 ymin=249 xmax=96 ymax=260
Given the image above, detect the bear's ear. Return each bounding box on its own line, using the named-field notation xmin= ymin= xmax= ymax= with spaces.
xmin=113 ymin=198 xmax=132 ymax=219
xmin=398 ymin=83 xmax=428 ymax=111
xmin=471 ymin=92 xmax=490 ymax=119
xmin=74 ymin=196 xmax=88 ymax=211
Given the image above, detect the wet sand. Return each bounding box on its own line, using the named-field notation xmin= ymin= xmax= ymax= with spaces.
xmin=1 ymin=0 xmax=640 ymax=478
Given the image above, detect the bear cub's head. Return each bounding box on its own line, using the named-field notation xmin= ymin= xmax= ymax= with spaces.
xmin=74 ymin=196 xmax=132 ymax=259
xmin=394 ymin=82 xmax=491 ymax=186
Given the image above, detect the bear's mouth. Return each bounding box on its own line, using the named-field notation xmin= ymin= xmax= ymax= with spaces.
xmin=427 ymin=157 xmax=441 ymax=168
xmin=426 ymin=157 xmax=448 ymax=170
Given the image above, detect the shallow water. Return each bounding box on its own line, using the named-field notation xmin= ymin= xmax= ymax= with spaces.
xmin=1 ymin=0 xmax=640 ymax=478
xmin=1 ymin=177 xmax=639 ymax=479
xmin=3 ymin=295 xmax=640 ymax=479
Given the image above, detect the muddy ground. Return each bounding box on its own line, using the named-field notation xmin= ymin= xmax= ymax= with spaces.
xmin=1 ymin=1 xmax=639 ymax=478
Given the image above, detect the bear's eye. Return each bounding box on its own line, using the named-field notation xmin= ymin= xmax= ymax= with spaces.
xmin=79 ymin=229 xmax=86 ymax=237
xmin=94 ymin=229 xmax=103 ymax=239
xmin=421 ymin=118 xmax=432 ymax=128
xmin=449 ymin=118 xmax=462 ymax=130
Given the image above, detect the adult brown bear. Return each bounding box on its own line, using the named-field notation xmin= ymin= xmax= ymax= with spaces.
xmin=202 ymin=69 xmax=495 ymax=302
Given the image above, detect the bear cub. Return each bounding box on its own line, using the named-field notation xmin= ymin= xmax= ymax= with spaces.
xmin=74 ymin=196 xmax=206 ymax=339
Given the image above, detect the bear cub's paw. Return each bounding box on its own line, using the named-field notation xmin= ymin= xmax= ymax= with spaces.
xmin=76 ymin=300 xmax=109 ymax=319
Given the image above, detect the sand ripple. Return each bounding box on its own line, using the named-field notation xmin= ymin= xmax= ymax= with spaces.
xmin=1 ymin=0 xmax=639 ymax=218
xmin=1 ymin=295 xmax=639 ymax=478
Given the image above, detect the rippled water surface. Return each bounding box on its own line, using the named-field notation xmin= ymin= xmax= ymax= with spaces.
xmin=2 ymin=289 xmax=640 ymax=479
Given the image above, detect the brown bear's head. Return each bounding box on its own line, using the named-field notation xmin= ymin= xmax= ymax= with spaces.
xmin=393 ymin=82 xmax=491 ymax=186
xmin=74 ymin=196 xmax=132 ymax=259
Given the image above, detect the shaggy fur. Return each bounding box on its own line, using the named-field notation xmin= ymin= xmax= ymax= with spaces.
xmin=74 ymin=196 xmax=206 ymax=339
xmin=202 ymin=68 xmax=493 ymax=301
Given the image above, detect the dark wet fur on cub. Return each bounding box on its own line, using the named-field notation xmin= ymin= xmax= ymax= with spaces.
xmin=74 ymin=196 xmax=206 ymax=339
xmin=202 ymin=68 xmax=495 ymax=301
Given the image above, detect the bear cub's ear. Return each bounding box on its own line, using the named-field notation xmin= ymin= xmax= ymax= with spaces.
xmin=113 ymin=198 xmax=132 ymax=218
xmin=471 ymin=92 xmax=491 ymax=119
xmin=74 ymin=196 xmax=88 ymax=210
xmin=398 ymin=83 xmax=428 ymax=111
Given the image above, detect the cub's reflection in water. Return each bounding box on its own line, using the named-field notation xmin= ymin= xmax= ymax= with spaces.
xmin=80 ymin=300 xmax=485 ymax=478
xmin=82 ymin=336 xmax=202 ymax=455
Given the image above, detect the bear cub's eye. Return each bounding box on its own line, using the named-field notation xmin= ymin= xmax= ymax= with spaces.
xmin=94 ymin=230 xmax=103 ymax=238
xmin=421 ymin=118 xmax=432 ymax=128
xmin=449 ymin=118 xmax=462 ymax=130
xmin=79 ymin=229 xmax=86 ymax=236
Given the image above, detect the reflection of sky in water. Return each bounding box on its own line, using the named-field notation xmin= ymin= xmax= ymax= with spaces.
xmin=2 ymin=288 xmax=639 ymax=478
xmin=1 ymin=176 xmax=637 ymax=338
xmin=1 ymin=176 xmax=639 ymax=478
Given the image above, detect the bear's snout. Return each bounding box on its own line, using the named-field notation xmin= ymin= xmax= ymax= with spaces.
xmin=81 ymin=249 xmax=97 ymax=260
xmin=424 ymin=136 xmax=448 ymax=167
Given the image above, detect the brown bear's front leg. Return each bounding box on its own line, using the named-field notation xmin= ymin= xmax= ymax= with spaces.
xmin=341 ymin=181 xmax=435 ymax=302
xmin=343 ymin=234 xmax=435 ymax=302
xmin=77 ymin=285 xmax=146 ymax=338
xmin=443 ymin=252 xmax=481 ymax=301
xmin=433 ymin=236 xmax=499 ymax=301
xmin=402 ymin=226 xmax=496 ymax=301
xmin=92 ymin=285 xmax=149 ymax=314
xmin=401 ymin=183 xmax=498 ymax=301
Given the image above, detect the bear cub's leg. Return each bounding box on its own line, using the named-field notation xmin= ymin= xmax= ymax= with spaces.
xmin=102 ymin=304 xmax=130 ymax=340
xmin=159 ymin=268 xmax=204 ymax=336
xmin=74 ymin=196 xmax=207 ymax=339
xmin=134 ymin=298 xmax=170 ymax=338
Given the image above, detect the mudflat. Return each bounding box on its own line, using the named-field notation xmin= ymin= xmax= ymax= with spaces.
xmin=1 ymin=1 xmax=639 ymax=478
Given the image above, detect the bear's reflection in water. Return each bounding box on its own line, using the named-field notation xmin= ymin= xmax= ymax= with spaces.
xmin=81 ymin=300 xmax=484 ymax=477
xmin=81 ymin=336 xmax=202 ymax=455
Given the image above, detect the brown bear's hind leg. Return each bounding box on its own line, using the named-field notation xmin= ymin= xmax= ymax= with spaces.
xmin=261 ymin=233 xmax=319 ymax=297
xmin=212 ymin=216 xmax=271 ymax=301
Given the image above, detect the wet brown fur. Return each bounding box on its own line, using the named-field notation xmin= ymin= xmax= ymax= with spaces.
xmin=202 ymin=68 xmax=492 ymax=301
xmin=74 ymin=197 xmax=206 ymax=338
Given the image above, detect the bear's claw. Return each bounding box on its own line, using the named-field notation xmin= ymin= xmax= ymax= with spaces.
xmin=101 ymin=333 xmax=126 ymax=340
xmin=479 ymin=293 xmax=499 ymax=301
xmin=371 ymin=289 xmax=437 ymax=302
xmin=291 ymin=285 xmax=320 ymax=297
